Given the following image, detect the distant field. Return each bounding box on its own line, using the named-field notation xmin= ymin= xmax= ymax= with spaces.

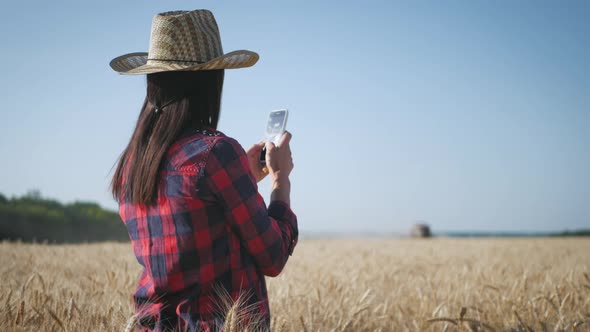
xmin=1 ymin=238 xmax=589 ymax=331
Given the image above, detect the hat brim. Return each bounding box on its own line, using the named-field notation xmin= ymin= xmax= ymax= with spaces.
xmin=109 ymin=50 xmax=259 ymax=75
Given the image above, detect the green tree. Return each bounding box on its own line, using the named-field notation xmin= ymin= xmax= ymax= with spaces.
xmin=0 ymin=191 xmax=128 ymax=243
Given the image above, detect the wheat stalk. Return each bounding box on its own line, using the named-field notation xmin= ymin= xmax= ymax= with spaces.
xmin=224 ymin=305 xmax=237 ymax=332
xmin=299 ymin=316 xmax=308 ymax=332
xmin=47 ymin=308 xmax=65 ymax=330
xmin=124 ymin=313 xmax=138 ymax=332
xmin=13 ymin=299 xmax=24 ymax=326
xmin=4 ymin=289 xmax=13 ymax=322
xmin=66 ymin=298 xmax=74 ymax=322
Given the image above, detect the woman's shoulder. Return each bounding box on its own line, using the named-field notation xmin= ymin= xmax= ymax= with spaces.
xmin=178 ymin=126 xmax=224 ymax=140
xmin=166 ymin=127 xmax=244 ymax=172
xmin=178 ymin=127 xmax=243 ymax=149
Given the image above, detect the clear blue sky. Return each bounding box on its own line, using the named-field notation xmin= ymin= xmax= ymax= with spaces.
xmin=1 ymin=1 xmax=588 ymax=233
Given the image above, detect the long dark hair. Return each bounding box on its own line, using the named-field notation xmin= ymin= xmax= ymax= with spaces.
xmin=110 ymin=69 xmax=224 ymax=206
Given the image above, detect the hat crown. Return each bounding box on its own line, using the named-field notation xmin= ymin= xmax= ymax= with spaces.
xmin=147 ymin=10 xmax=224 ymax=64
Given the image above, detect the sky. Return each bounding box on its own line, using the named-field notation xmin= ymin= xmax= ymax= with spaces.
xmin=0 ymin=1 xmax=588 ymax=233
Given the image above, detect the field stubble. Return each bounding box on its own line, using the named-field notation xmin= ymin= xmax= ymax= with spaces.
xmin=1 ymin=238 xmax=589 ymax=331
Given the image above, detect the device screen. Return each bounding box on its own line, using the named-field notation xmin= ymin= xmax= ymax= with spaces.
xmin=261 ymin=110 xmax=288 ymax=162
xmin=265 ymin=110 xmax=287 ymax=138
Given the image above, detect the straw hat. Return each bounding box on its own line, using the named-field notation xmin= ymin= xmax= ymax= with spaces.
xmin=110 ymin=10 xmax=259 ymax=75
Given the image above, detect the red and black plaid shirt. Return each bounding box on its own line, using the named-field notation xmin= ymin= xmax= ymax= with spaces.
xmin=118 ymin=127 xmax=298 ymax=332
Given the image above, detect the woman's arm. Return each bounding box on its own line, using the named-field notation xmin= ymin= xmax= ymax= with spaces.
xmin=204 ymin=135 xmax=297 ymax=277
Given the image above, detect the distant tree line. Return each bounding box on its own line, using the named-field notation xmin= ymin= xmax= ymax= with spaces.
xmin=551 ymin=229 xmax=590 ymax=237
xmin=0 ymin=190 xmax=128 ymax=243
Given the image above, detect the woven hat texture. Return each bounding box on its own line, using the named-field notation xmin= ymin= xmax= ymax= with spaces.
xmin=110 ymin=10 xmax=258 ymax=75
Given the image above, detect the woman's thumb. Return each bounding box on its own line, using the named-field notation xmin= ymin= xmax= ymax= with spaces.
xmin=265 ymin=142 xmax=276 ymax=159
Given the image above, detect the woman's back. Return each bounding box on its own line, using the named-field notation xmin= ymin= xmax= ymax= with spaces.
xmin=118 ymin=127 xmax=297 ymax=331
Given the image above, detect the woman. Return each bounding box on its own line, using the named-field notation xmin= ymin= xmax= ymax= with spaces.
xmin=109 ymin=10 xmax=297 ymax=332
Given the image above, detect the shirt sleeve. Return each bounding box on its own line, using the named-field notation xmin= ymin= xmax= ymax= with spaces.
xmin=203 ymin=136 xmax=298 ymax=277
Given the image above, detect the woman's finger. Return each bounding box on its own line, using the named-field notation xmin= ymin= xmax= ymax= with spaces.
xmin=247 ymin=141 xmax=265 ymax=156
xmin=265 ymin=142 xmax=276 ymax=159
xmin=278 ymin=131 xmax=292 ymax=148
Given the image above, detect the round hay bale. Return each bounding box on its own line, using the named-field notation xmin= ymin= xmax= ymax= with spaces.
xmin=410 ymin=223 xmax=431 ymax=238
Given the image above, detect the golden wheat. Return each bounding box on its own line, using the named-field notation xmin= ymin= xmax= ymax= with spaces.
xmin=1 ymin=238 xmax=589 ymax=331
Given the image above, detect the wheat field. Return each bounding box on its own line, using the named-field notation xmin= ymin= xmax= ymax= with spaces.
xmin=1 ymin=238 xmax=589 ymax=331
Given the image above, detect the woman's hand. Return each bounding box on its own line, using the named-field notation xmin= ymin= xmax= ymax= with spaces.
xmin=266 ymin=132 xmax=294 ymax=205
xmin=265 ymin=131 xmax=294 ymax=181
xmin=246 ymin=141 xmax=268 ymax=183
